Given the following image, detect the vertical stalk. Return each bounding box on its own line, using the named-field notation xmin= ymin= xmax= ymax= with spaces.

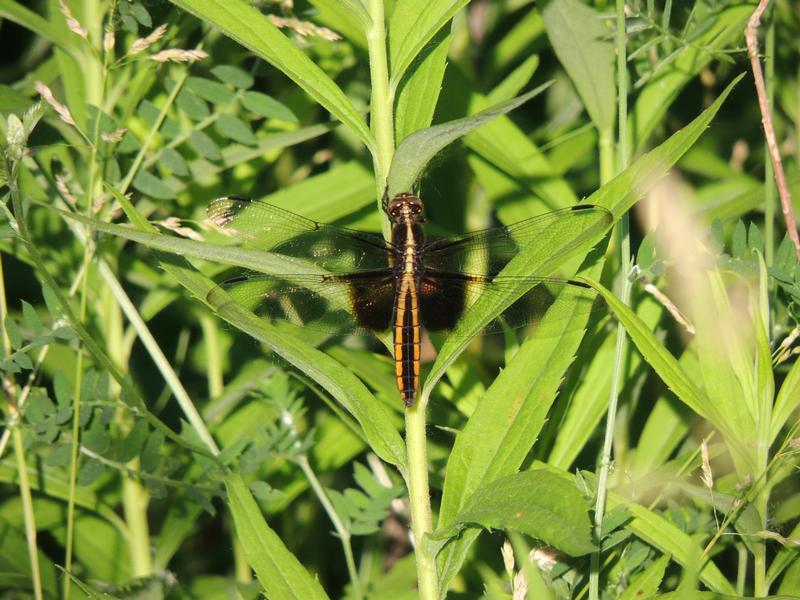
xmin=736 ymin=544 xmax=747 ymax=595
xmin=366 ymin=0 xmax=395 ymax=195
xmin=122 ymin=474 xmax=153 ymax=576
xmin=404 ymin=396 xmax=438 ymax=600
xmin=589 ymin=2 xmax=629 ymax=599
xmin=364 ymin=2 xmax=435 ymax=597
xmin=13 ymin=428 xmax=44 ymax=600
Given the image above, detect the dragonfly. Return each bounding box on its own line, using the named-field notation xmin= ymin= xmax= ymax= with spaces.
xmin=206 ymin=193 xmax=613 ymax=407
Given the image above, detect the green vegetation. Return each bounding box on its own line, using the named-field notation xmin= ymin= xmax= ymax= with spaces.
xmin=1 ymin=0 xmax=799 ymax=598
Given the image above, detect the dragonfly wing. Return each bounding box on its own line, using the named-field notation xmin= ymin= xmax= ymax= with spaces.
xmin=422 ymin=204 xmax=612 ymax=275
xmin=207 ymin=197 xmax=394 ymax=273
xmin=207 ymin=272 xmax=396 ymax=335
xmin=419 ymin=272 xmax=604 ymax=337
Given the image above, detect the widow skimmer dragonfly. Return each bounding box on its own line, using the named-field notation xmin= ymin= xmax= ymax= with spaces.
xmin=207 ymin=193 xmax=612 ymax=407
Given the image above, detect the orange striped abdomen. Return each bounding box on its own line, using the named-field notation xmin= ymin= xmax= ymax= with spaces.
xmin=394 ymin=280 xmax=420 ymax=407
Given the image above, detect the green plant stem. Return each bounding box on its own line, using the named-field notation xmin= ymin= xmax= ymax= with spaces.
xmin=736 ymin=544 xmax=747 ymax=595
xmin=200 ymin=314 xmax=224 ymax=399
xmin=590 ymin=2 xmax=629 ymax=599
xmin=364 ymin=3 xmax=435 ymax=597
xmin=297 ymin=456 xmax=363 ymax=600
xmin=63 ymin=229 xmax=90 ymax=600
xmin=122 ymin=473 xmax=153 ymax=576
xmin=404 ymin=401 xmax=438 ymax=600
xmin=598 ymin=128 xmax=615 ymax=186
xmin=13 ymin=427 xmax=44 ymax=600
xmin=366 ymin=0 xmax=395 ymax=195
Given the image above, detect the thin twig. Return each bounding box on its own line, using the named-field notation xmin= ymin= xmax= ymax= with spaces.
xmin=745 ymin=0 xmax=800 ymax=259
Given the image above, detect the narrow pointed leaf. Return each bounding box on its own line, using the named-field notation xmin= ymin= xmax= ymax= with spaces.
xmin=389 ymin=0 xmax=468 ymax=86
xmin=387 ymin=82 xmax=552 ymax=197
xmin=226 ymin=474 xmax=330 ymax=599
xmin=542 ymin=0 xmax=615 ymax=132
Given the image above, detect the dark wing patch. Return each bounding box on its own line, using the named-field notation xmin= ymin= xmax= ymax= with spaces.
xmin=420 ymin=271 xmax=604 ymax=337
xmin=419 ymin=273 xmax=468 ymax=331
xmin=207 ymin=197 xmax=394 ymax=273
xmin=422 ymin=204 xmax=612 ymax=275
xmin=207 ymin=271 xmax=395 ymax=335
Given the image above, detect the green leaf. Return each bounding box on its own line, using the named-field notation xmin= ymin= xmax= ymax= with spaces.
xmin=132 ymin=170 xmax=176 ymax=200
xmin=215 ymin=113 xmax=257 ymax=146
xmin=21 ymin=300 xmax=43 ymax=335
xmin=175 ymin=88 xmax=210 ymax=121
xmin=307 ymin=0 xmax=368 ymax=46
xmin=186 ymin=77 xmax=236 ymax=104
xmin=41 ymin=281 xmax=64 ymax=319
xmin=11 ymin=351 xmax=32 ymax=370
xmin=211 ymin=64 xmax=254 ymax=89
xmin=225 ymin=474 xmax=330 ymax=600
xmin=77 ymin=458 xmax=105 ymax=486
xmin=46 ymin=443 xmax=73 ymax=468
xmin=189 ymin=130 xmax=222 ymax=161
xmin=771 ymin=345 xmax=800 ymax=441
xmin=438 ymin=262 xmax=606 ymax=525
xmin=130 ymin=2 xmax=152 ymax=27
xmin=542 ymin=0 xmax=616 ymax=132
xmin=83 ymin=418 xmax=110 ymax=455
xmin=241 ymin=91 xmax=298 ymax=122
xmin=388 ymin=0 xmax=468 ymax=86
xmin=437 ymin=470 xmax=595 ymax=557
xmin=54 ymin=370 xmax=71 ymax=407
xmin=208 ymin=295 xmax=405 ymax=467
xmin=4 ymin=315 xmax=22 ymax=349
xmin=586 ymin=278 xmax=708 ymax=415
xmin=620 ymin=554 xmax=670 ymax=600
xmin=117 ymin=420 xmax=149 ymax=462
xmin=140 ymin=430 xmax=164 ymax=472
xmin=387 ymin=82 xmax=552 ymax=197
xmin=394 ymin=28 xmax=451 ymax=143
xmin=160 ymin=147 xmax=189 ymax=177
xmin=169 ymin=0 xmax=372 ymax=149
xmin=731 ymin=221 xmax=747 ymax=258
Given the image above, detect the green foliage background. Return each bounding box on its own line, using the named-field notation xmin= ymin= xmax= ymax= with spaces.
xmin=0 ymin=0 xmax=799 ymax=598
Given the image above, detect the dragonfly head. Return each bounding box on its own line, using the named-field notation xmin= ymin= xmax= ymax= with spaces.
xmin=387 ymin=192 xmax=425 ymax=224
